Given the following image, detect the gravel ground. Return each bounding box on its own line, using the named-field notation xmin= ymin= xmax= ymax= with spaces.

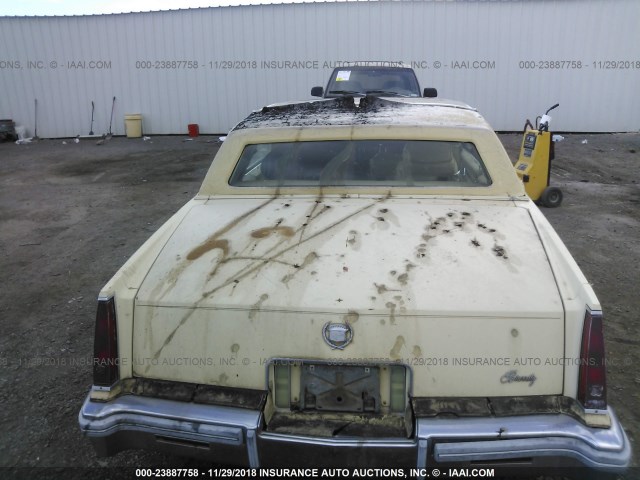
xmin=0 ymin=133 xmax=638 ymax=479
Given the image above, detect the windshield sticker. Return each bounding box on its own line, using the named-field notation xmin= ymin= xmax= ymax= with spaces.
xmin=335 ymin=70 xmax=351 ymax=82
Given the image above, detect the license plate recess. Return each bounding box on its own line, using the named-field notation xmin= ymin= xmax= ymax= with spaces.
xmin=300 ymin=364 xmax=381 ymax=413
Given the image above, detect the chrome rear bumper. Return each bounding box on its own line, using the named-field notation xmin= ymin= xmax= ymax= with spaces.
xmin=418 ymin=413 xmax=631 ymax=472
xmin=79 ymin=393 xmax=631 ymax=475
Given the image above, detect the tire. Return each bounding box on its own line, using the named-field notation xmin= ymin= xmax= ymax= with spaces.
xmin=541 ymin=186 xmax=563 ymax=208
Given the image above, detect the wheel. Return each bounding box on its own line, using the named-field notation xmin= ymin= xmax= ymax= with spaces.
xmin=540 ymin=186 xmax=563 ymax=208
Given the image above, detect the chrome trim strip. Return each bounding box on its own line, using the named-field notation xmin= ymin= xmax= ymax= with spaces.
xmin=91 ymin=385 xmax=113 ymax=392
xmin=584 ymin=408 xmax=609 ymax=416
xmin=434 ymin=436 xmax=629 ymax=470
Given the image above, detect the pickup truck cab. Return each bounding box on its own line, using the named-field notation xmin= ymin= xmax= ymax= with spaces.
xmin=311 ymin=63 xmax=437 ymax=98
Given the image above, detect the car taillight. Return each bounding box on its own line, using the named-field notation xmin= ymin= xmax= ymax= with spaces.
xmin=93 ymin=297 xmax=119 ymax=387
xmin=577 ymin=309 xmax=607 ymax=410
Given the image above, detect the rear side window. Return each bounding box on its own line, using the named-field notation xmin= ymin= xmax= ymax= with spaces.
xmin=229 ymin=140 xmax=492 ymax=187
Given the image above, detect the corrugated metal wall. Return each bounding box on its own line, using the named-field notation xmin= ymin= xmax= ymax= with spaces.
xmin=1 ymin=0 xmax=639 ymax=137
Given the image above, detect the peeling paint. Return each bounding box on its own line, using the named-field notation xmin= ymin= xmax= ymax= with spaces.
xmin=231 ymin=343 xmax=240 ymax=353
xmin=412 ymin=345 xmax=423 ymax=357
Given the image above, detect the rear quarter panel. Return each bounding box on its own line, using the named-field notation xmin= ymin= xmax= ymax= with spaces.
xmin=525 ymin=201 xmax=601 ymax=400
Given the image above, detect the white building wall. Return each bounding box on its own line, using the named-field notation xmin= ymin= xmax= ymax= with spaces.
xmin=0 ymin=0 xmax=638 ymax=137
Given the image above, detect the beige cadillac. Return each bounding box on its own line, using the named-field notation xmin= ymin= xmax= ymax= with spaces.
xmin=79 ymin=96 xmax=630 ymax=476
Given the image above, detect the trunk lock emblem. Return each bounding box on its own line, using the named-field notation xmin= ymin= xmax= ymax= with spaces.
xmin=322 ymin=322 xmax=353 ymax=350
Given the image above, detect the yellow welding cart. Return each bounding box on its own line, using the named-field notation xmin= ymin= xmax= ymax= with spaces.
xmin=514 ymin=104 xmax=563 ymax=208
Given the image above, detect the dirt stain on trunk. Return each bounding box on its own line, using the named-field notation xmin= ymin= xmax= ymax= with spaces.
xmin=386 ymin=301 xmax=397 ymax=325
xmin=249 ymin=293 xmax=269 ymax=319
xmin=187 ymin=238 xmax=229 ymax=260
xmin=251 ymin=226 xmax=295 ymax=239
xmin=389 ymin=335 xmax=405 ymax=360
xmin=343 ymin=310 xmax=360 ymax=324
xmin=282 ymin=251 xmax=319 ymax=284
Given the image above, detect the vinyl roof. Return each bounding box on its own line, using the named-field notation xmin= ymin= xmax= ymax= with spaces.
xmin=232 ymin=96 xmax=489 ymax=131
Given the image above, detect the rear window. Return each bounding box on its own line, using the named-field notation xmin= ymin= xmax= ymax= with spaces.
xmin=229 ymin=140 xmax=492 ymax=187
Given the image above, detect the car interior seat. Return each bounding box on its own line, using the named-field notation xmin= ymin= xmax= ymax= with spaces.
xmin=397 ymin=141 xmax=459 ymax=183
xmin=319 ymin=143 xmax=356 ymax=185
xmin=369 ymin=143 xmax=405 ymax=181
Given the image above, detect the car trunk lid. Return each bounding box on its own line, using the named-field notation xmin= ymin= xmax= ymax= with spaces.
xmin=133 ymin=196 xmax=564 ymax=397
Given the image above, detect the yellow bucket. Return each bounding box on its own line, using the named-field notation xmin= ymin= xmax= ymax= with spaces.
xmin=124 ymin=114 xmax=143 ymax=138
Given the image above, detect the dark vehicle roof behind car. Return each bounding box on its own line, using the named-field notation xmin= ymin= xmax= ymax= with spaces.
xmin=312 ymin=65 xmax=436 ymax=98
